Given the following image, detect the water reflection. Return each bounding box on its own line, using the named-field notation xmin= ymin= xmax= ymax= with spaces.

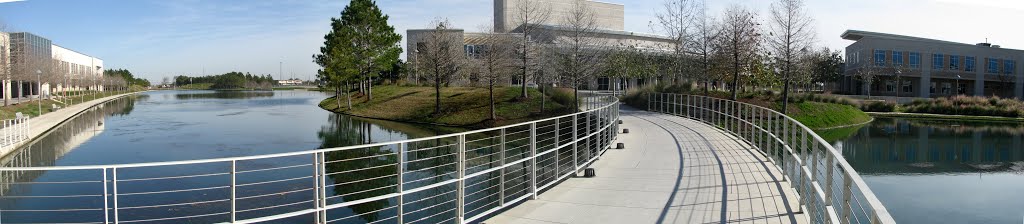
xmin=837 ymin=118 xmax=1024 ymax=174
xmin=835 ymin=118 xmax=1024 ymax=224
xmin=0 ymin=95 xmax=138 ymax=208
xmin=173 ymin=91 xmax=275 ymax=100
xmin=0 ymin=90 xmax=472 ymax=223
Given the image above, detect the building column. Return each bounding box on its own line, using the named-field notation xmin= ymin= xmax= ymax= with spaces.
xmin=920 ymin=70 xmax=931 ymax=98
xmin=974 ymin=71 xmax=985 ymax=96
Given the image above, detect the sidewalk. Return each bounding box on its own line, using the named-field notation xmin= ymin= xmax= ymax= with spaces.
xmin=0 ymin=91 xmax=143 ymax=158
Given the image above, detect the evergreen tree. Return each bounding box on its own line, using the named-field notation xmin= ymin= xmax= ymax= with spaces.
xmin=314 ymin=0 xmax=402 ymax=104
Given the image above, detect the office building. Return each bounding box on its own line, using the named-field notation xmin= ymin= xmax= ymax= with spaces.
xmin=3 ymin=32 xmax=103 ymax=102
xmin=841 ymin=30 xmax=1024 ymax=99
xmin=407 ymin=0 xmax=676 ymax=90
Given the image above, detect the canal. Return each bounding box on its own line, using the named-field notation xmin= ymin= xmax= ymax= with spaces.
xmin=0 ymin=90 xmax=467 ymax=223
xmin=833 ymin=117 xmax=1024 ymax=224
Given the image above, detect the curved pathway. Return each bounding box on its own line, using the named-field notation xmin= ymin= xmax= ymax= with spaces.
xmin=485 ymin=106 xmax=807 ymax=224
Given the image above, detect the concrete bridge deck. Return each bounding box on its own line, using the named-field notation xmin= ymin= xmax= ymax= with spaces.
xmin=485 ymin=107 xmax=808 ymax=224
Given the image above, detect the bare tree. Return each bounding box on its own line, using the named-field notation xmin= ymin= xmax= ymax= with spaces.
xmin=767 ymin=0 xmax=815 ymax=113
xmin=473 ymin=24 xmax=516 ymax=120
xmin=656 ymin=0 xmax=696 ymax=85
xmin=510 ymin=0 xmax=551 ymax=99
xmin=416 ymin=19 xmax=466 ymax=115
xmin=853 ymin=66 xmax=882 ymax=99
xmin=688 ymin=1 xmax=720 ymax=94
xmin=556 ymin=0 xmax=604 ymax=110
xmin=717 ymin=5 xmax=761 ymax=100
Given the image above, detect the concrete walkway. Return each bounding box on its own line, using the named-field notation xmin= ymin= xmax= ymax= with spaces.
xmin=0 ymin=92 xmax=142 ymax=157
xmin=485 ymin=107 xmax=807 ymax=224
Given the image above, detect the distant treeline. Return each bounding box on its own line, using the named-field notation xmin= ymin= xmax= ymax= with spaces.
xmin=174 ymin=72 xmax=275 ymax=89
xmin=104 ymin=69 xmax=151 ymax=87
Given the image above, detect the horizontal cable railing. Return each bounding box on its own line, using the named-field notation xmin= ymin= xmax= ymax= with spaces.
xmin=648 ymin=93 xmax=895 ymax=224
xmin=0 ymin=94 xmax=619 ymax=224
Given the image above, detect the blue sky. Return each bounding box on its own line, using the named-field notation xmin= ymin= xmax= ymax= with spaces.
xmin=1 ymin=0 xmax=1022 ymax=83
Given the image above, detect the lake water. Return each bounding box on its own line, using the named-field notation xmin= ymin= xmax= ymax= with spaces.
xmin=0 ymin=90 xmax=466 ymax=223
xmin=833 ymin=118 xmax=1024 ymax=224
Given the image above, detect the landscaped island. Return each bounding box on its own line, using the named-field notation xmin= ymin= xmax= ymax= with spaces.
xmin=319 ymin=85 xmax=576 ymax=127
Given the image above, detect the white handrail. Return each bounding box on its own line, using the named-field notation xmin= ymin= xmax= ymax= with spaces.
xmin=649 ymin=93 xmax=895 ymax=224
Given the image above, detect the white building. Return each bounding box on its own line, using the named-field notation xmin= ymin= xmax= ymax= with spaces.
xmin=2 ymin=32 xmax=104 ymax=103
xmin=52 ymin=44 xmax=104 ymax=93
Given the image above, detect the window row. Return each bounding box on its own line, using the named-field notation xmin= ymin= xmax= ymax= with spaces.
xmin=873 ymin=50 xmax=1016 ymax=74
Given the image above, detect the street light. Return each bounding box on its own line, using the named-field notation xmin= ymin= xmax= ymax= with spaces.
xmin=35 ymin=69 xmax=41 ymax=115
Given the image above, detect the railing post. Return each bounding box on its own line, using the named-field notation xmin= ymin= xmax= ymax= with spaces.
xmin=842 ymin=172 xmax=853 ymax=224
xmin=112 ymin=168 xmax=119 ymax=223
xmin=320 ymin=152 xmax=327 ymax=223
xmin=555 ymin=119 xmax=561 ymax=176
xmin=396 ymin=143 xmax=404 ymax=224
xmin=457 ymin=134 xmax=466 ymax=224
xmin=313 ymin=153 xmax=320 ymax=223
xmin=499 ymin=128 xmax=506 ymax=206
xmin=529 ymin=123 xmax=538 ymax=200
xmin=102 ymin=168 xmax=109 ymax=224
xmin=825 ymin=152 xmax=835 ymax=205
xmin=572 ymin=114 xmax=579 ymax=174
xmin=230 ymin=160 xmax=237 ymax=223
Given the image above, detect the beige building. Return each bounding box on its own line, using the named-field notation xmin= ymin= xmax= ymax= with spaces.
xmin=493 ymin=0 xmax=624 ymax=33
xmin=841 ymin=30 xmax=1024 ymax=99
xmin=408 ymin=0 xmax=676 ymax=90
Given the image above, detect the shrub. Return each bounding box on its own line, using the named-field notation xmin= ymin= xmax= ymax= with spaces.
xmin=902 ymin=96 xmax=1024 ymax=118
xmin=861 ymin=101 xmax=896 ymax=112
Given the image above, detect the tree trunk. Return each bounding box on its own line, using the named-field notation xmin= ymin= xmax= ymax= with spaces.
xmin=367 ymin=77 xmax=373 ymax=101
xmin=434 ymin=78 xmax=441 ymax=115
xmin=335 ymin=85 xmax=342 ymax=109
xmin=731 ymin=51 xmax=740 ymax=101
xmin=346 ymin=83 xmax=352 ymax=109
xmin=574 ymin=86 xmax=580 ymax=111
xmin=489 ymin=84 xmax=496 ymax=120
xmin=540 ymin=84 xmax=546 ymax=113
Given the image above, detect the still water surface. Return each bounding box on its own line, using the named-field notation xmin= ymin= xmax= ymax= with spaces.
xmin=834 ymin=118 xmax=1024 ymax=224
xmin=0 ymin=90 xmax=465 ymax=223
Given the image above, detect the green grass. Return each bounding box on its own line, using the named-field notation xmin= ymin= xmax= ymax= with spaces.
xmin=0 ymin=86 xmax=145 ymax=120
xmin=319 ymin=85 xmax=573 ymax=127
xmin=622 ymin=85 xmax=873 ymax=130
xmin=789 ymin=102 xmax=873 ymax=130
xmin=815 ymin=123 xmax=868 ymax=143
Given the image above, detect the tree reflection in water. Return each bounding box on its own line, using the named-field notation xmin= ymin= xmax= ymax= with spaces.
xmin=318 ymin=113 xmax=461 ymax=223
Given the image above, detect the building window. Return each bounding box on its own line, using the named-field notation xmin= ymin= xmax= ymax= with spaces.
xmin=987 ymin=58 xmax=999 ymax=73
xmin=958 ymin=83 xmax=967 ymax=95
xmin=874 ymin=50 xmax=886 ymax=66
xmin=949 ymin=55 xmax=959 ymax=70
xmin=1004 ymin=60 xmax=1015 ymax=74
xmin=909 ymin=52 xmax=920 ymax=68
xmin=941 ymin=83 xmax=951 ymax=95
xmin=933 ymin=54 xmax=943 ymax=70
xmin=930 ymin=82 xmax=936 ymax=94
xmin=966 ymin=56 xmax=975 ymax=72
xmin=885 ymin=80 xmax=896 ymax=92
xmin=902 ymin=80 xmax=913 ymax=93
xmin=892 ymin=51 xmax=903 ymax=66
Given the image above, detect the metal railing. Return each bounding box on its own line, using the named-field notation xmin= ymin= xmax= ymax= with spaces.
xmin=648 ymin=93 xmax=895 ymax=224
xmin=0 ymin=95 xmax=619 ymax=224
xmin=0 ymin=116 xmax=30 ymax=155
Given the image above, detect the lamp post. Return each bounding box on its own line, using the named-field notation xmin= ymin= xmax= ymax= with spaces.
xmin=35 ymin=69 xmax=41 ymax=115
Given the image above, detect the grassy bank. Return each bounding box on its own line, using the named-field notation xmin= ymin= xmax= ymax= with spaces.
xmin=622 ymin=85 xmax=872 ymax=130
xmin=319 ymin=85 xmax=574 ymax=127
xmin=867 ymin=112 xmax=1024 ymax=123
xmin=0 ymin=86 xmax=146 ymax=120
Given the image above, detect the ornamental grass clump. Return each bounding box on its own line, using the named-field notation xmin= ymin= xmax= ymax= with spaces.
xmin=903 ymin=96 xmax=1024 ymax=118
